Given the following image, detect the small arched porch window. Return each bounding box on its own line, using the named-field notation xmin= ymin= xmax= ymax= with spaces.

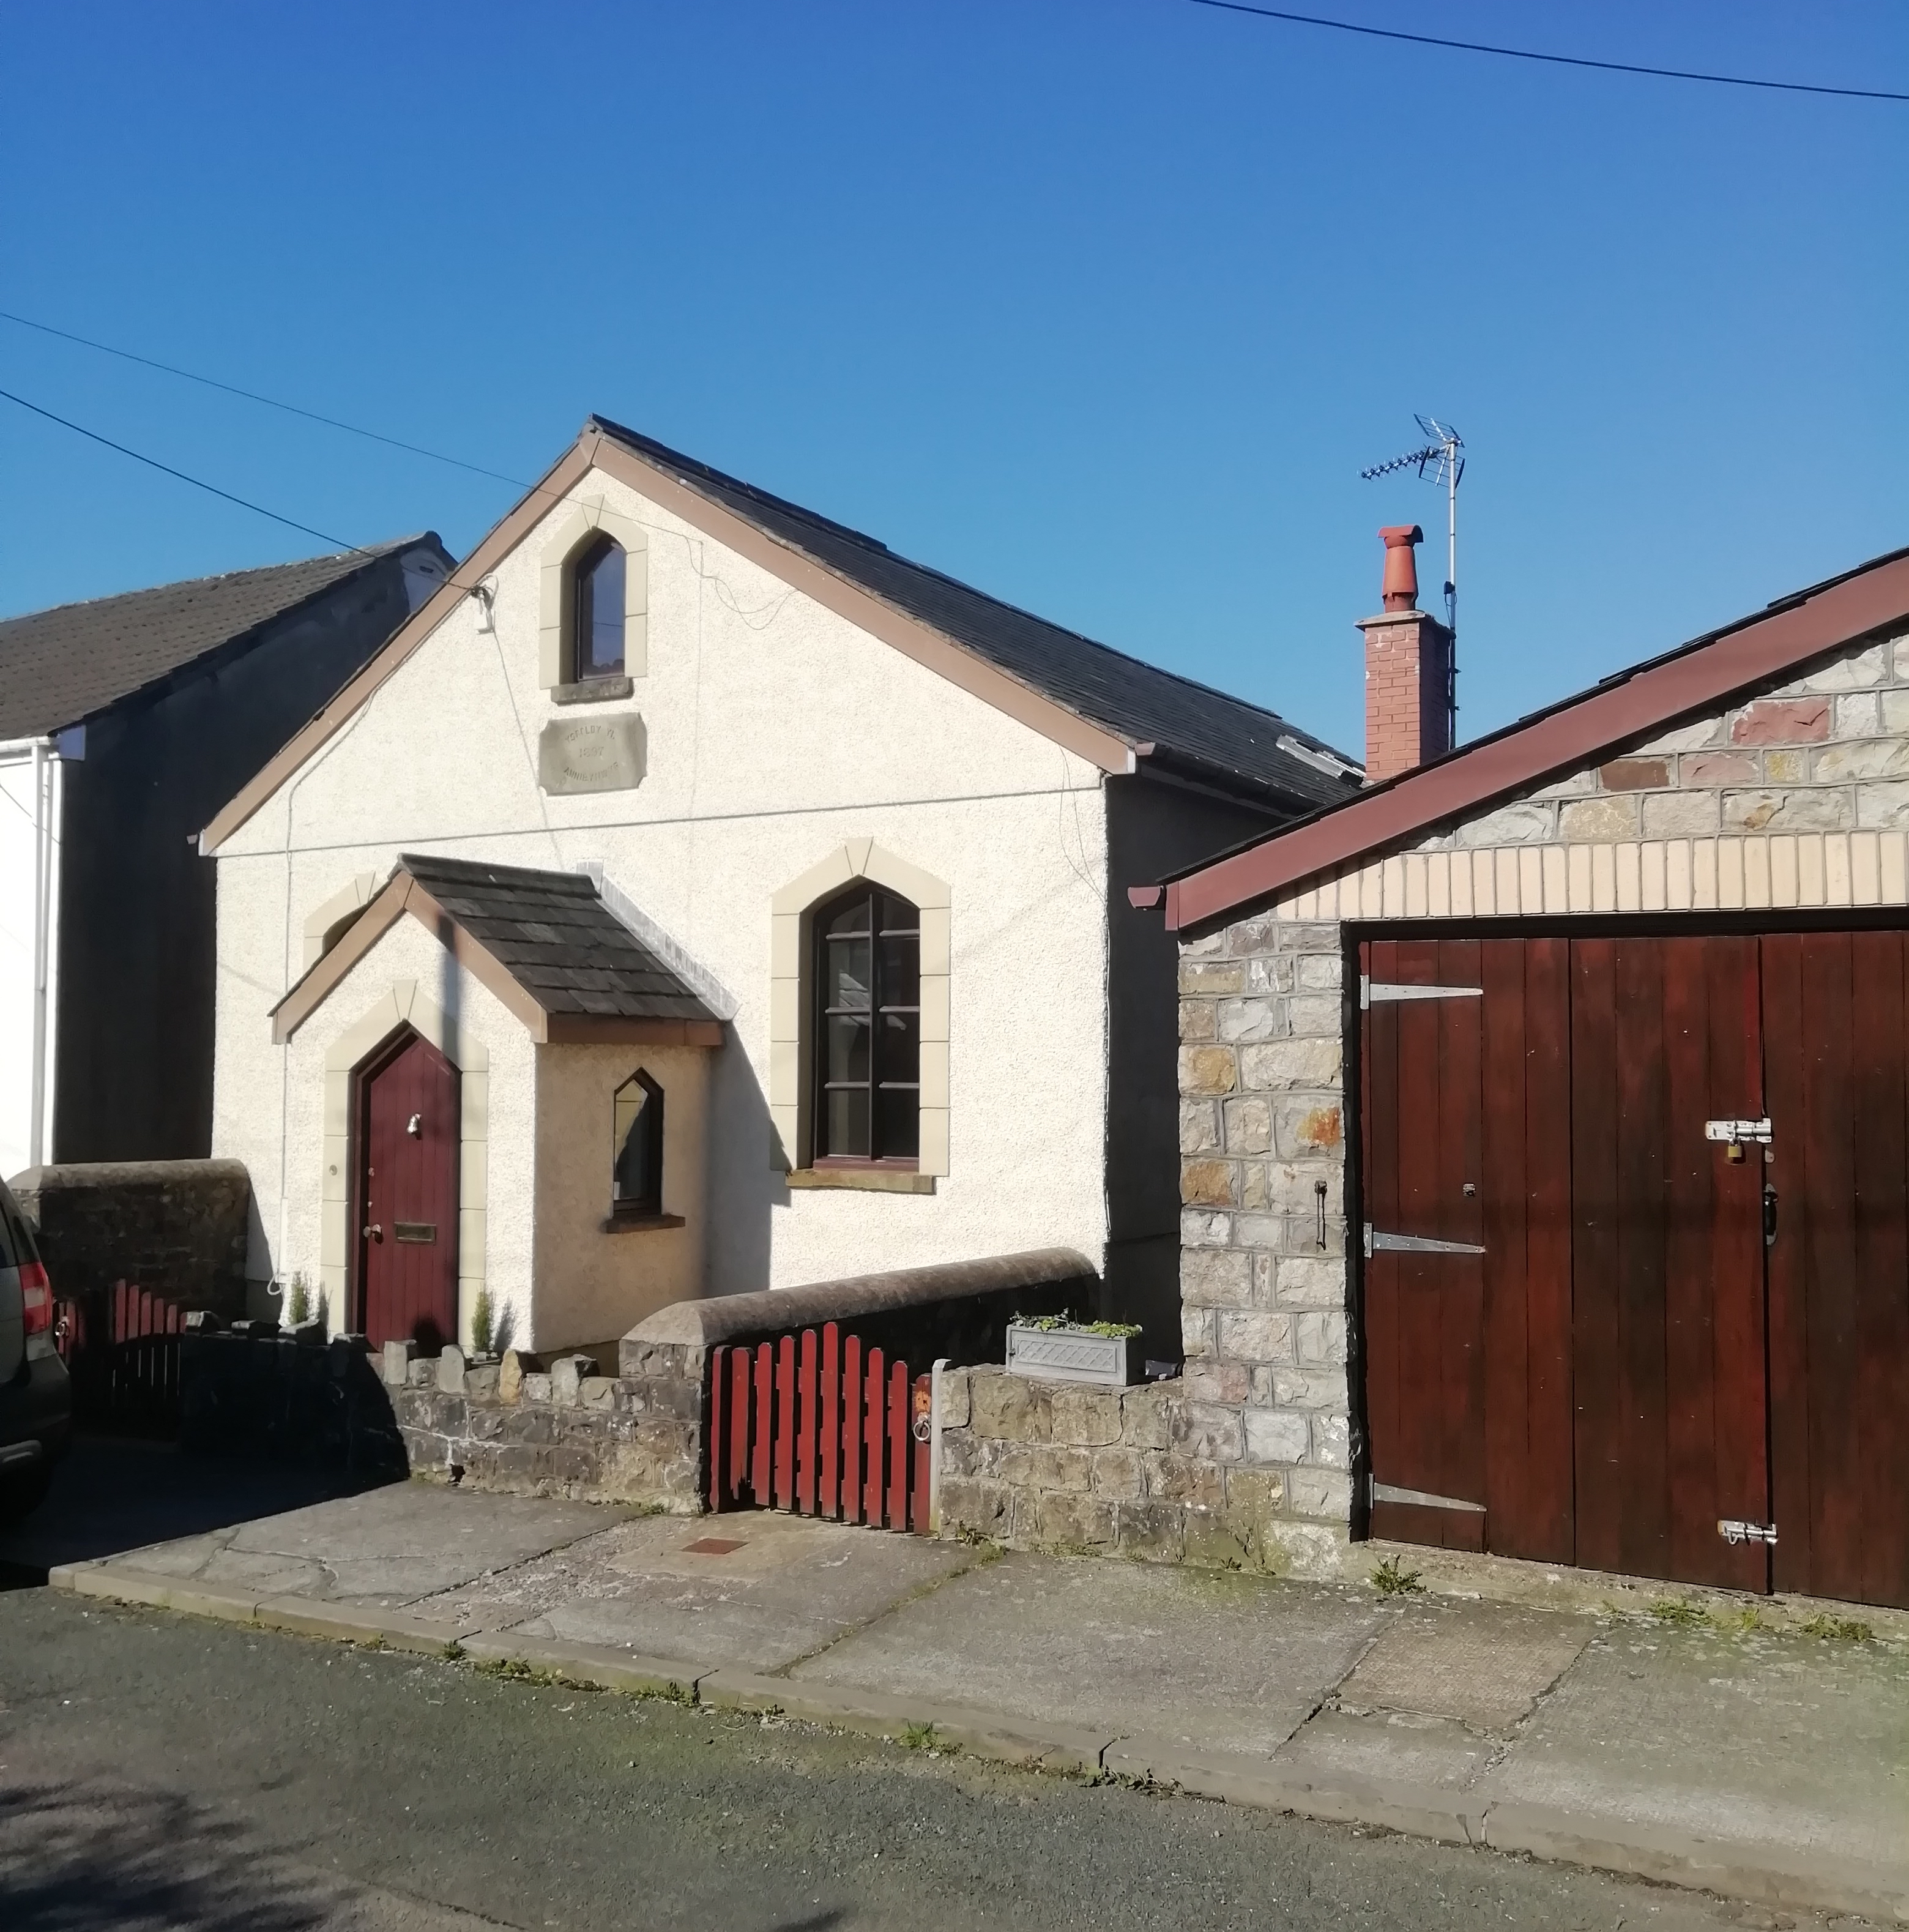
xmin=611 ymin=1069 xmax=663 ymax=1217
xmin=572 ymin=535 xmax=626 ymax=681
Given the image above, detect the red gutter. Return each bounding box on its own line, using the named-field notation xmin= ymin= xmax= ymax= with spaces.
xmin=1166 ymin=552 xmax=1909 ymax=934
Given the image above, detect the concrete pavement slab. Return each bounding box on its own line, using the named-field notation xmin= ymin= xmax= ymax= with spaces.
xmin=1336 ymin=1597 xmax=1592 ymax=1729
xmin=90 ymin=1482 xmax=623 ymax=1606
xmin=1480 ymin=1619 xmax=1909 ymax=1870
xmin=406 ymin=1507 xmax=978 ymax=1669
xmin=790 ymin=1550 xmax=1392 ymax=1756
xmin=1273 ymin=1706 xmax=1496 ymax=1791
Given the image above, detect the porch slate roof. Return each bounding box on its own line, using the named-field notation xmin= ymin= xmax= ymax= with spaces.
xmin=396 ymin=854 xmax=720 ymax=1026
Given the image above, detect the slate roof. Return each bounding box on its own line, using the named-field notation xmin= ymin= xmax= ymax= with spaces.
xmin=0 ymin=537 xmax=437 ymax=741
xmin=400 ymin=853 xmax=720 ymax=1025
xmin=591 ymin=416 xmax=1361 ymax=810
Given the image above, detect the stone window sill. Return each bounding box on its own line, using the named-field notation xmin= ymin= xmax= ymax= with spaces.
xmin=600 ymin=1210 xmax=687 ymax=1234
xmin=553 ymin=676 xmax=634 ymax=706
xmin=786 ymin=1168 xmax=936 ymax=1195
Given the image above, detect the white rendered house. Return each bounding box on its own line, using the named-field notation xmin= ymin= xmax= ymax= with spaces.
xmin=203 ymin=419 xmax=1356 ymax=1359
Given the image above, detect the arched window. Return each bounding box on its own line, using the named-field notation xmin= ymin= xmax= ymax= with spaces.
xmin=572 ymin=535 xmax=626 ymax=681
xmin=611 ymin=1070 xmax=663 ymax=1216
xmin=813 ymin=884 xmax=920 ymax=1163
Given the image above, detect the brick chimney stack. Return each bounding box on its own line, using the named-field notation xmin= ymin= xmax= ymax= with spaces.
xmin=1356 ymin=524 xmax=1453 ymax=783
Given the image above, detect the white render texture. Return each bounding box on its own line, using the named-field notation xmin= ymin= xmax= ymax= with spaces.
xmin=212 ymin=462 xmax=1112 ymax=1334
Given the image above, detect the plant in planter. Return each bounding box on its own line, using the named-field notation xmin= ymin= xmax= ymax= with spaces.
xmin=1005 ymin=1311 xmax=1144 ymax=1388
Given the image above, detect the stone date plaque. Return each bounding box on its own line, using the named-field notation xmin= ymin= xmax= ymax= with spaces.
xmin=539 ymin=713 xmax=646 ymax=795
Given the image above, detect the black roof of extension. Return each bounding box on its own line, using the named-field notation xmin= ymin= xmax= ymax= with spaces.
xmin=590 ymin=416 xmax=1361 ymax=811
xmin=0 ymin=537 xmax=442 ymax=741
xmin=398 ymin=852 xmax=720 ymax=1026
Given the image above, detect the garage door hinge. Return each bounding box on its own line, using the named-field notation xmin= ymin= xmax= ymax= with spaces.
xmin=1370 ymin=1476 xmax=1486 ymax=1514
xmin=1364 ymin=1223 xmax=1487 ymax=1258
xmin=1361 ymin=977 xmax=1484 ymax=1009
xmin=1717 ymin=1518 xmax=1777 ymax=1546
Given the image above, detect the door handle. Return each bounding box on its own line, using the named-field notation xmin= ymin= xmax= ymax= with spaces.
xmin=363 ymin=1223 xmax=383 ymax=1242
xmin=1762 ymin=1186 xmax=1777 ymax=1249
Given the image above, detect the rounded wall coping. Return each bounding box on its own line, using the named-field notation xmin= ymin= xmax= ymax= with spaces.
xmin=626 ymin=1247 xmax=1096 ymax=1350
xmin=9 ymin=1158 xmax=250 ymax=1195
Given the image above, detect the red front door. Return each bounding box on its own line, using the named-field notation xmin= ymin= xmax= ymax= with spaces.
xmin=356 ymin=1030 xmax=459 ymax=1351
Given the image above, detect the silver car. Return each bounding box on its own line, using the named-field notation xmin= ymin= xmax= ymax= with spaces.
xmin=0 ymin=1176 xmax=69 ymax=1523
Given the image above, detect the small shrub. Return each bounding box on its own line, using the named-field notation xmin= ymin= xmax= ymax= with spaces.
xmin=1649 ymin=1597 xmax=1708 ymax=1628
xmin=471 ymin=1287 xmax=494 ymax=1357
xmin=285 ymin=1272 xmax=311 ymax=1326
xmin=1369 ymin=1556 xmax=1424 ymax=1597
xmin=1799 ymin=1613 xmax=1872 ymax=1642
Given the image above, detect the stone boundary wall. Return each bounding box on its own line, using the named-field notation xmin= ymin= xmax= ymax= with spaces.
xmin=15 ymin=1160 xmax=250 ymax=1316
xmin=382 ymin=1341 xmax=703 ymax=1509
xmin=179 ymin=1324 xmax=705 ymax=1510
xmin=934 ymin=1367 xmax=1342 ymax=1575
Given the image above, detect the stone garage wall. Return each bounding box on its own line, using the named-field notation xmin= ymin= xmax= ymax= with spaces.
xmin=1170 ymin=623 xmax=1909 ymax=1562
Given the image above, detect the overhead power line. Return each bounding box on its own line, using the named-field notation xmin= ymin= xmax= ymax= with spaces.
xmin=0 ymin=384 xmax=369 ymax=555
xmin=0 ymin=309 xmax=531 ymax=489
xmin=1186 ymin=0 xmax=1909 ymax=103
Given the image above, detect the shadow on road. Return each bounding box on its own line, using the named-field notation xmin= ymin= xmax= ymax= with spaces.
xmin=0 ymin=1778 xmax=341 ymax=1932
xmin=0 ymin=1436 xmax=387 ymax=1588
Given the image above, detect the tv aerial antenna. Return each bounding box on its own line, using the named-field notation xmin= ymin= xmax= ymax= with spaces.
xmin=1360 ymin=415 xmax=1464 ymax=635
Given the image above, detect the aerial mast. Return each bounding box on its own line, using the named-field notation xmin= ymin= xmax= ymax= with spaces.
xmin=1360 ymin=417 xmax=1465 ymax=740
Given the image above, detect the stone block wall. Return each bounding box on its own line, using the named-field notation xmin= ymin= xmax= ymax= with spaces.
xmin=934 ymin=1367 xmax=1343 ymax=1575
xmin=179 ymin=1324 xmax=706 ymax=1510
xmin=15 ymin=1159 xmax=250 ymax=1316
xmin=386 ymin=1342 xmax=704 ymax=1509
xmin=1174 ymin=914 xmax=1355 ymax=1554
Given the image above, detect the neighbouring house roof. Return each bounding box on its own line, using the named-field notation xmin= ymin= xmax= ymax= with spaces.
xmin=587 ymin=417 xmax=1361 ymax=810
xmin=201 ymin=422 xmax=1359 ymax=852
xmin=272 ymin=852 xmax=725 ymax=1046
xmin=1161 ymin=543 xmax=1909 ymax=934
xmin=0 ymin=537 xmax=446 ymax=742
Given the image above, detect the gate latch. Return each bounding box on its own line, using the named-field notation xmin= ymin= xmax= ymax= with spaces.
xmin=1717 ymin=1518 xmax=1778 ymax=1546
xmin=1705 ymin=1118 xmax=1772 ymax=1144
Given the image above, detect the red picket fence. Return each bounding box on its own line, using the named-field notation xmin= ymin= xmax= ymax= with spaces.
xmin=710 ymin=1323 xmax=932 ymax=1534
xmin=54 ymin=1281 xmax=186 ymax=1436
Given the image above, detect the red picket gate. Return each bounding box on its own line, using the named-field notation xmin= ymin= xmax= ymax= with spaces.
xmin=54 ymin=1280 xmax=186 ymax=1436
xmin=709 ymin=1323 xmax=932 ymax=1533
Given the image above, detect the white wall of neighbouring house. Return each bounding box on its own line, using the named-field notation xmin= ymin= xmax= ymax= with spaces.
xmin=0 ymin=745 xmax=61 ymax=1186
xmin=211 ymin=461 xmax=1112 ymax=1334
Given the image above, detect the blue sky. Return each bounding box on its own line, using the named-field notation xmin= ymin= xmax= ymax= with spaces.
xmin=2 ymin=2 xmax=1904 ymax=756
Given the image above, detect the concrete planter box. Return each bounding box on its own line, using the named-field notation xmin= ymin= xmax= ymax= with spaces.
xmin=1005 ymin=1324 xmax=1136 ymax=1388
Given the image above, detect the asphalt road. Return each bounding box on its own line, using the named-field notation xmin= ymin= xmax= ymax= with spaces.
xmin=0 ymin=1584 xmax=1852 ymax=1932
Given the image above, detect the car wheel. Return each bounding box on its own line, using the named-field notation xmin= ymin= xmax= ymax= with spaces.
xmin=0 ymin=1461 xmax=51 ymax=1526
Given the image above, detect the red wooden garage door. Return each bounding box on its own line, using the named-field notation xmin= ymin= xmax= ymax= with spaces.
xmin=1360 ymin=931 xmax=1909 ymax=1609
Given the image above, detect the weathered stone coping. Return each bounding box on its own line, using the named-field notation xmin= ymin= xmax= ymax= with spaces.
xmin=619 ymin=1248 xmax=1091 ymax=1384
xmin=624 ymin=1248 xmax=1092 ymax=1352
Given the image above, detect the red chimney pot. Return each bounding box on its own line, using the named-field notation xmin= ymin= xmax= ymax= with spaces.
xmin=1379 ymin=524 xmax=1423 ymax=612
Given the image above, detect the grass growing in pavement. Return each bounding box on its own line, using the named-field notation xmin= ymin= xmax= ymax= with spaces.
xmin=1649 ymin=1597 xmax=1709 ymax=1628
xmin=1369 ymin=1556 xmax=1424 ymax=1597
xmin=1799 ymin=1613 xmax=1874 ymax=1642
